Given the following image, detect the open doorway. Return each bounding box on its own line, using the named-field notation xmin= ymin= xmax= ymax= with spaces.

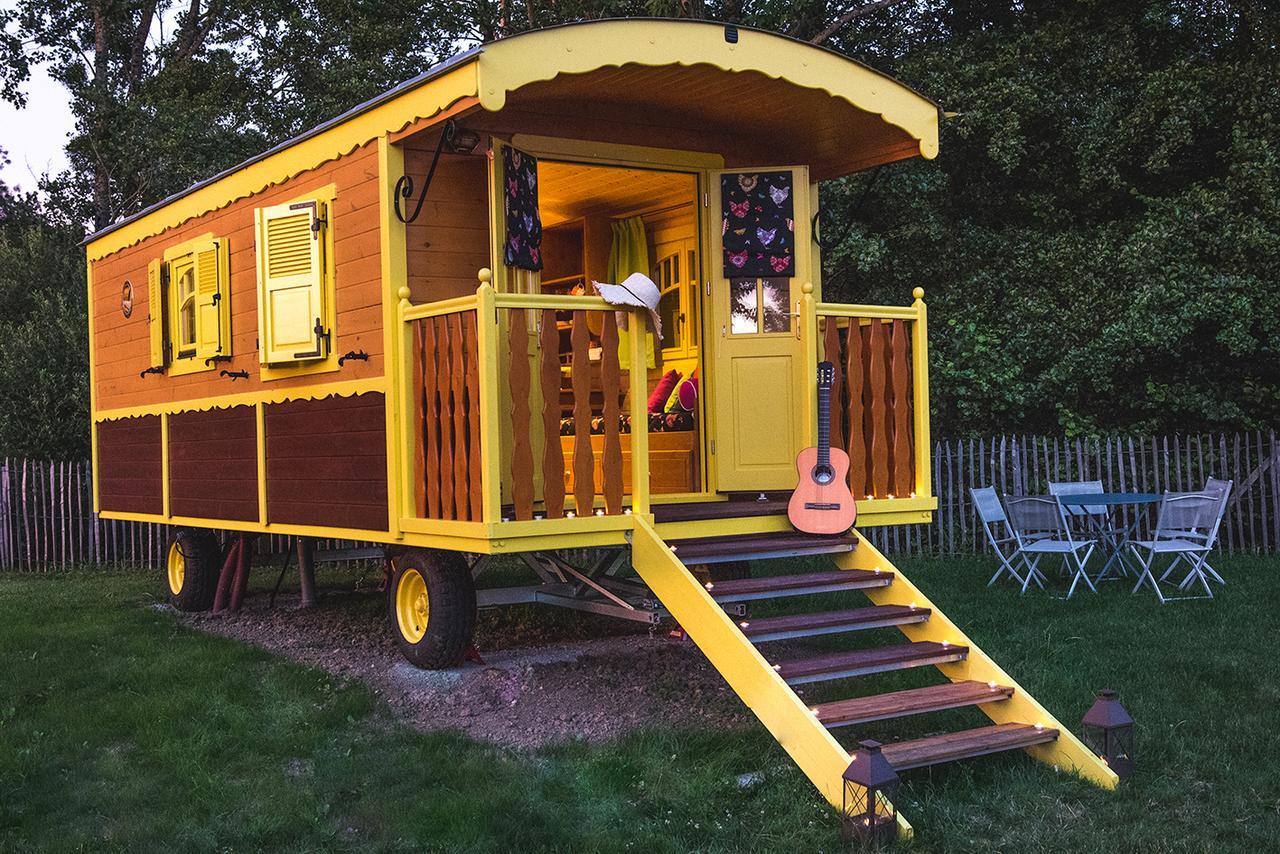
xmin=536 ymin=160 xmax=704 ymax=495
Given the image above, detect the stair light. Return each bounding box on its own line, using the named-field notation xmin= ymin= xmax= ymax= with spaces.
xmin=988 ymin=681 xmax=997 ymax=690
xmin=739 ymin=621 xmax=749 ymax=629
xmin=1081 ymin=688 xmax=1134 ymax=781
xmin=566 ymin=511 xmax=576 ymax=518
xmin=842 ymin=740 xmax=899 ymax=846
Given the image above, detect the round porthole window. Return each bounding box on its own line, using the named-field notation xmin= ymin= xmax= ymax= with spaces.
xmin=121 ymin=280 xmax=134 ymax=318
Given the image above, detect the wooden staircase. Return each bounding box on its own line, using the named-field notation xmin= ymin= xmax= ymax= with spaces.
xmin=628 ymin=517 xmax=1116 ymax=839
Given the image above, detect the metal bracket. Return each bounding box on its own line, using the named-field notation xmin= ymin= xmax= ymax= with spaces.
xmin=293 ymin=318 xmax=331 ymax=359
xmin=338 ymin=349 xmax=369 ymax=367
xmin=220 ymin=369 xmax=249 ymax=381
xmin=139 ymin=365 xmax=164 ymax=378
xmin=204 ymin=354 xmax=232 ymax=367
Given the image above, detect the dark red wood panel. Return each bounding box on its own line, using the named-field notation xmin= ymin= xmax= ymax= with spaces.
xmin=264 ymin=392 xmax=388 ymax=531
xmin=168 ymin=406 xmax=258 ymax=522
xmin=97 ymin=415 xmax=163 ymax=514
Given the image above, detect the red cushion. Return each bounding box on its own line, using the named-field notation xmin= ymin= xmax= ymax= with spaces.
xmin=647 ymin=369 xmax=681 ymax=413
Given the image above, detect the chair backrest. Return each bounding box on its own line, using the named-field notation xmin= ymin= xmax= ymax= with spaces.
xmin=1005 ymin=496 xmax=1070 ymax=543
xmin=1153 ymin=492 xmax=1223 ymax=545
xmin=970 ymin=486 xmax=1007 ymax=524
xmin=1204 ymin=477 xmax=1233 ymax=500
xmin=1048 ymin=480 xmax=1106 ymax=516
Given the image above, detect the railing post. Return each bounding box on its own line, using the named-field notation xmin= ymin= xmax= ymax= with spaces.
xmin=911 ymin=287 xmax=931 ymax=500
xmin=627 ymin=307 xmax=650 ymax=518
xmin=397 ymin=285 xmax=416 ymax=527
xmin=799 ymin=282 xmax=818 ymax=447
xmin=475 ymin=270 xmax=503 ymax=524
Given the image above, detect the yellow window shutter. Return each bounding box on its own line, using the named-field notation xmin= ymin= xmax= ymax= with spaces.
xmin=255 ymin=200 xmax=328 ymax=364
xmin=146 ymin=258 xmax=168 ymax=369
xmin=194 ymin=238 xmax=231 ymax=361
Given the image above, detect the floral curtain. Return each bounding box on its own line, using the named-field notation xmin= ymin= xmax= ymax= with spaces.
xmin=503 ymin=146 xmax=542 ymax=271
xmin=720 ymin=171 xmax=795 ymax=278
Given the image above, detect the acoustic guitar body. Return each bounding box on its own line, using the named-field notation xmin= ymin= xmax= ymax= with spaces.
xmin=788 ymin=446 xmax=857 ymax=535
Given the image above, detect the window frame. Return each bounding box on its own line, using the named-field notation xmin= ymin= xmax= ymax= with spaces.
xmin=159 ymin=232 xmax=231 ymax=377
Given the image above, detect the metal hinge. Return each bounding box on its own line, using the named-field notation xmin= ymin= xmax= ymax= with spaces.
xmin=710 ymin=439 xmax=716 ymax=455
xmin=293 ymin=317 xmax=331 ymax=359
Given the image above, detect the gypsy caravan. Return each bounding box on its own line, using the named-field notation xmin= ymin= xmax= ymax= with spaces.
xmin=85 ymin=20 xmax=1115 ymax=836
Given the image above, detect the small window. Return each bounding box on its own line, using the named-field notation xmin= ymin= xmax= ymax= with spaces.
xmin=147 ymin=234 xmax=231 ymax=376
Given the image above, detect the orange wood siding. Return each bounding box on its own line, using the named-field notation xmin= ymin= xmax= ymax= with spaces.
xmin=263 ymin=392 xmax=388 ymax=531
xmin=168 ymin=406 xmax=258 ymax=522
xmin=90 ymin=142 xmax=384 ymax=413
xmin=96 ymin=416 xmax=163 ymax=514
xmin=402 ymin=149 xmax=490 ymax=303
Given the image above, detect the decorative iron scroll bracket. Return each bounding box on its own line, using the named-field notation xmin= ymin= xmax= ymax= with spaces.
xmin=394 ymin=118 xmax=459 ymax=224
xmin=220 ymin=369 xmax=249 ymax=381
xmin=338 ymin=349 xmax=369 ymax=367
xmin=139 ymin=365 xmax=164 ymax=378
xmin=204 ymin=354 xmax=232 ymax=367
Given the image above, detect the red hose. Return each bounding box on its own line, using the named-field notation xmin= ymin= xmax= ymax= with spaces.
xmin=211 ymin=538 xmax=241 ymax=615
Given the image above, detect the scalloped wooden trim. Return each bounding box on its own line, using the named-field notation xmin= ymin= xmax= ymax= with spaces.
xmin=93 ymin=378 xmax=386 ymax=421
xmin=86 ymin=65 xmax=480 ymax=262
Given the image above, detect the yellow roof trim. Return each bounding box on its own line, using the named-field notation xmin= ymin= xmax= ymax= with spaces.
xmin=476 ymin=20 xmax=938 ymax=161
xmin=86 ymin=63 xmax=479 ymax=262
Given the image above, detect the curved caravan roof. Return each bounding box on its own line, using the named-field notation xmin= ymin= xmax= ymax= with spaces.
xmin=87 ymin=19 xmax=939 ymax=257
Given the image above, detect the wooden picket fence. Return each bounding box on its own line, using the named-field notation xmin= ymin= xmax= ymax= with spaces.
xmin=1 ymin=430 xmax=1277 ymax=570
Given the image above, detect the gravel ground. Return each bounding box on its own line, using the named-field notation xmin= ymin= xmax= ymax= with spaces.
xmin=179 ymin=583 xmax=755 ymax=749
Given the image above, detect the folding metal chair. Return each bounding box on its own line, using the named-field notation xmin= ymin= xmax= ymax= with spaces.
xmin=1129 ymin=491 xmax=1227 ymax=603
xmin=970 ymin=487 xmax=1034 ymax=588
xmin=1048 ymin=479 xmax=1124 ymax=563
xmin=1005 ymin=496 xmax=1097 ymax=598
xmin=1195 ymin=478 xmax=1233 ymax=585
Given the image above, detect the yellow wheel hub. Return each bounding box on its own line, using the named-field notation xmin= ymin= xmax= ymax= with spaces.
xmin=166 ymin=543 xmax=185 ymax=596
xmin=395 ymin=567 xmax=430 ymax=644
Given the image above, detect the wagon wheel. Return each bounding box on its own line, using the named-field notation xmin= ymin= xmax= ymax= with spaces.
xmin=387 ymin=549 xmax=477 ymax=669
xmin=165 ymin=528 xmax=221 ymax=612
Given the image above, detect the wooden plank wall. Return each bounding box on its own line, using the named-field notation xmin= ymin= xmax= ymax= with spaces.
xmin=1 ymin=431 xmax=1277 ymax=569
xmin=402 ymin=148 xmax=491 ymax=303
xmin=95 ymin=416 xmax=163 ymax=515
xmin=264 ymin=392 xmax=389 ymax=531
xmin=168 ymin=406 xmax=258 ymax=522
xmin=90 ymin=141 xmax=385 ymax=413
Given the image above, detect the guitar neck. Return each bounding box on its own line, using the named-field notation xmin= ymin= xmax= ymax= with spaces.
xmin=817 ymin=383 xmax=831 ymax=467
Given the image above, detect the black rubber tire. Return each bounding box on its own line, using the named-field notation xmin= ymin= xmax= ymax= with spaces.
xmin=387 ymin=549 xmax=477 ymax=669
xmin=166 ymin=528 xmax=222 ymax=612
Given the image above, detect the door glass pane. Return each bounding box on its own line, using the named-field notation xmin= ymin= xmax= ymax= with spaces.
xmin=688 ymin=249 xmax=699 ymax=347
xmin=659 ymin=288 xmax=680 ymax=349
xmin=761 ymin=278 xmax=790 ymax=333
xmin=730 ymin=278 xmax=758 ymax=334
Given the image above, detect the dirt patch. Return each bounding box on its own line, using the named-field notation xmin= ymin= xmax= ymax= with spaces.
xmin=178 ymin=586 xmax=754 ymax=748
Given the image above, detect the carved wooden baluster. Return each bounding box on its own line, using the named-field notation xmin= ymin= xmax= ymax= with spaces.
xmin=449 ymin=313 xmax=470 ymax=520
xmin=436 ymin=316 xmax=455 ymax=520
xmin=570 ymin=310 xmax=595 ymax=515
xmin=599 ymin=311 xmax=623 ymax=515
xmin=845 ymin=319 xmax=867 ymax=499
xmin=539 ymin=308 xmax=565 ymax=518
xmin=422 ymin=318 xmax=441 ymax=519
xmin=867 ymin=319 xmax=889 ymax=498
xmin=464 ymin=311 xmax=483 ymax=522
xmin=824 ymin=317 xmax=844 ymax=451
xmin=412 ymin=321 xmax=426 ymax=517
xmin=508 ymin=308 xmax=534 ymax=520
xmin=890 ymin=319 xmax=914 ymax=497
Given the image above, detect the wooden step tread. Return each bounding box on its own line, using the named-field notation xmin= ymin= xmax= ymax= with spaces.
xmin=774 ymin=641 xmax=967 ymax=684
xmin=672 ymin=532 xmax=859 ymax=564
xmin=707 ymin=569 xmax=892 ymax=602
xmin=813 ymin=680 xmax=1013 ymax=728
xmin=741 ymin=605 xmax=930 ymax=641
xmin=880 ymin=723 xmax=1058 ymax=771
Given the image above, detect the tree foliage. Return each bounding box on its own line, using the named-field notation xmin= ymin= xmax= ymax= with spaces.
xmin=0 ymin=0 xmax=1277 ymax=457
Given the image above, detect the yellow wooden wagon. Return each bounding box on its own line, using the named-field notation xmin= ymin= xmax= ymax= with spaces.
xmin=85 ymin=19 xmax=1114 ymax=836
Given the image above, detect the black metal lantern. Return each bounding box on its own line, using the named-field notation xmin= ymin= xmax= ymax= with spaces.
xmin=1082 ymin=688 xmax=1134 ymax=780
xmin=842 ymin=739 xmax=899 ymax=847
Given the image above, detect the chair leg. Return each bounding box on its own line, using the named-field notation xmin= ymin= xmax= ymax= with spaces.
xmin=1066 ymin=545 xmax=1097 ymax=599
xmin=1200 ymin=558 xmax=1225 ymax=585
xmin=1130 ymin=546 xmax=1166 ymax=604
xmin=1158 ymin=553 xmax=1184 ymax=583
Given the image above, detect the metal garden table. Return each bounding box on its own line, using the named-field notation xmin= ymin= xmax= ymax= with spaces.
xmin=1056 ymin=492 xmax=1162 ymax=583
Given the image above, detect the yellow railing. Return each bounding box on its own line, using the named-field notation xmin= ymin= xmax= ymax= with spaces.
xmin=798 ymin=285 xmax=932 ymax=505
xmin=396 ymin=270 xmax=652 ymax=536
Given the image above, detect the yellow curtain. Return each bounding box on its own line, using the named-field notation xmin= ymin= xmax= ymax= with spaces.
xmin=608 ymin=217 xmax=657 ymax=370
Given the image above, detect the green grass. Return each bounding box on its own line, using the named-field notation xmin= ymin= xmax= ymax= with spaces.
xmin=1 ymin=556 xmax=1279 ymax=852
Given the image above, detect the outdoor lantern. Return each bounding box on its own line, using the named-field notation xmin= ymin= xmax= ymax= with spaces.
xmin=1082 ymin=688 xmax=1135 ymax=780
xmin=842 ymin=740 xmax=899 ymax=847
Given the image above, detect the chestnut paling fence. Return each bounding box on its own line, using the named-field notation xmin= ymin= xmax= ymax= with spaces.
xmin=2 ymin=431 xmax=1276 ymax=570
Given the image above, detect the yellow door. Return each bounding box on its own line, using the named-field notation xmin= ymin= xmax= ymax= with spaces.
xmin=706 ymin=167 xmax=811 ymax=492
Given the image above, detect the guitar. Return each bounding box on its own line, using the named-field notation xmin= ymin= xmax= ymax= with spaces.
xmin=788 ymin=361 xmax=858 ymax=535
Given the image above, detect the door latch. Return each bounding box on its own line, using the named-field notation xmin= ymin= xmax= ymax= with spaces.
xmin=293 ymin=317 xmax=331 ymax=359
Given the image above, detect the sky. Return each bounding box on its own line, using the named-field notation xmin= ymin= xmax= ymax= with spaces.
xmin=0 ymin=62 xmax=74 ymax=193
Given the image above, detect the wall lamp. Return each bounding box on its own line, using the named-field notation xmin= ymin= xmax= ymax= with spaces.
xmin=394 ymin=119 xmax=482 ymax=224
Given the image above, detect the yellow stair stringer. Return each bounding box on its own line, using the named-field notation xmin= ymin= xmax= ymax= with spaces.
xmin=833 ymin=531 xmax=1120 ymax=791
xmin=629 ymin=517 xmax=916 ymax=840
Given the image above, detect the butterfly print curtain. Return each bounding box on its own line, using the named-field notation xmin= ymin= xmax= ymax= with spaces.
xmin=503 ymin=146 xmax=543 ymax=271
xmin=720 ymin=171 xmax=795 ymax=278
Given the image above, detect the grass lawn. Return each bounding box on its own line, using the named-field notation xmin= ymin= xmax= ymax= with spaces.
xmin=1 ymin=554 xmax=1279 ymax=852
